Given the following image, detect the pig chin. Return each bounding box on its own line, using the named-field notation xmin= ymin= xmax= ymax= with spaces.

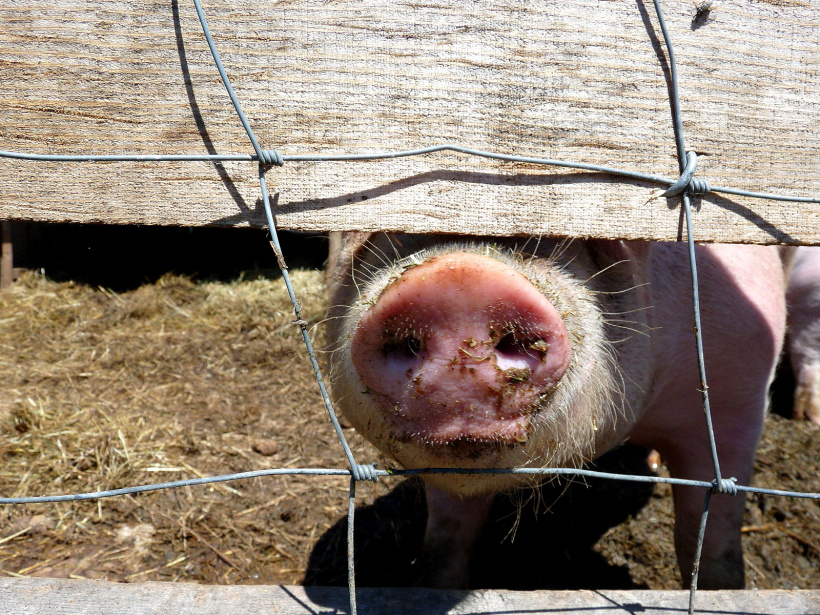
xmin=362 ymin=362 xmax=621 ymax=498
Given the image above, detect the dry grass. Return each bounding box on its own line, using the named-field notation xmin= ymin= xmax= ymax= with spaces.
xmin=0 ymin=269 xmax=385 ymax=584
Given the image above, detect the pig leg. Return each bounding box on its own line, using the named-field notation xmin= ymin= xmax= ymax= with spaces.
xmin=787 ymin=246 xmax=820 ymax=426
xmin=418 ymin=485 xmax=494 ymax=588
xmin=632 ymin=243 xmax=785 ymax=588
xmin=792 ymin=365 xmax=820 ymax=425
xmin=637 ymin=368 xmax=768 ymax=588
xmin=662 ymin=413 xmax=762 ymax=589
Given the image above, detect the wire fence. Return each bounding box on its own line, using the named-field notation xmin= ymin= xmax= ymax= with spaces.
xmin=1 ymin=1 xmax=819 ymax=614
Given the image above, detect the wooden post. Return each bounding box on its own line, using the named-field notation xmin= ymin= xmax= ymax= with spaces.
xmin=0 ymin=579 xmax=819 ymax=614
xmin=0 ymin=220 xmax=12 ymax=289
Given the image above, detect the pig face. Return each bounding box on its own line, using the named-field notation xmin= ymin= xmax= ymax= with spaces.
xmin=327 ymin=233 xmax=652 ymax=495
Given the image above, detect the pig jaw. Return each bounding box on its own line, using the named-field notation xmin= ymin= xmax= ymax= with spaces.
xmin=330 ymin=240 xmax=635 ymax=496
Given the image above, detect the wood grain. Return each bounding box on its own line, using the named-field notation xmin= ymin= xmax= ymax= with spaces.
xmin=0 ymin=0 xmax=818 ymax=243
xmin=1 ymin=578 xmax=819 ymax=615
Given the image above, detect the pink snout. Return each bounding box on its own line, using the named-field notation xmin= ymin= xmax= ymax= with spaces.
xmin=351 ymin=252 xmax=572 ymax=444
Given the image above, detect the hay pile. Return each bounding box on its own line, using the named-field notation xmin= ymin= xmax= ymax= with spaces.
xmin=0 ymin=269 xmax=383 ymax=584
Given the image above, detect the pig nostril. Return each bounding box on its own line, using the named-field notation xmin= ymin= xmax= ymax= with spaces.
xmin=382 ymin=336 xmax=422 ymax=359
xmin=496 ymin=333 xmax=521 ymax=356
xmin=496 ymin=333 xmax=543 ymax=357
xmin=494 ymin=333 xmax=545 ymax=373
xmin=405 ymin=336 xmax=422 ymax=356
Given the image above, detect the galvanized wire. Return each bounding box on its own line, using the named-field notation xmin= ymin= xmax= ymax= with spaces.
xmin=2 ymin=144 xmax=819 ymax=204
xmin=0 ymin=0 xmax=818 ymax=612
xmin=2 ymin=465 xmax=818 ymax=506
xmin=649 ymin=0 xmax=730 ymax=606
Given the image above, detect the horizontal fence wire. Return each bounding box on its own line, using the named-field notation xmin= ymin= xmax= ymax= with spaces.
xmin=3 ymin=142 xmax=820 ymax=205
xmin=1 ymin=1 xmax=818 ymax=614
xmin=2 ymin=466 xmax=819 ymax=506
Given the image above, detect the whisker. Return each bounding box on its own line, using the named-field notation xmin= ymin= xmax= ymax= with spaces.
xmin=361 ymin=238 xmax=394 ymax=269
xmin=596 ymin=282 xmax=651 ymax=296
xmin=583 ymin=258 xmax=631 ymax=283
xmin=600 ymin=305 xmax=654 ymax=316
xmin=605 ymin=323 xmax=653 ymax=338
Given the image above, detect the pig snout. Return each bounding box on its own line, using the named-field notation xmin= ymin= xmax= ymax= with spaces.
xmin=350 ymin=252 xmax=572 ymax=445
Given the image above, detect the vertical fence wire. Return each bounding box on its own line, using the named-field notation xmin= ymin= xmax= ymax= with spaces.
xmin=650 ymin=0 xmax=722 ymax=610
xmin=189 ymin=2 xmax=371 ymax=609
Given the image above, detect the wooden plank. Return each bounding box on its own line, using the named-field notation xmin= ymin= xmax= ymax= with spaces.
xmin=0 ymin=0 xmax=818 ymax=244
xmin=1 ymin=579 xmax=819 ymax=615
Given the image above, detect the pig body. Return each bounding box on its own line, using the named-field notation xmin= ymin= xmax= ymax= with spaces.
xmin=326 ymin=233 xmax=787 ymax=589
xmin=787 ymin=246 xmax=820 ymax=425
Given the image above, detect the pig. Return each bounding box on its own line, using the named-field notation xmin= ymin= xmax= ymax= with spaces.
xmin=787 ymin=246 xmax=820 ymax=426
xmin=325 ymin=232 xmax=788 ymax=589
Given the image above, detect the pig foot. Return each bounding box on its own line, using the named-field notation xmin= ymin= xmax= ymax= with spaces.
xmin=662 ymin=432 xmax=760 ymax=589
xmin=417 ymin=485 xmax=494 ymax=589
xmin=647 ymin=450 xmax=662 ymax=472
xmin=670 ymin=484 xmax=746 ymax=589
xmin=793 ymin=363 xmax=820 ymax=426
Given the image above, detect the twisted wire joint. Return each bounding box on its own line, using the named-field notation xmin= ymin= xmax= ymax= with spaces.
xmin=352 ymin=463 xmax=379 ymax=482
xmin=663 ymin=151 xmax=712 ymax=197
xmin=712 ymin=477 xmax=738 ymax=496
xmin=258 ymin=149 xmax=284 ymax=167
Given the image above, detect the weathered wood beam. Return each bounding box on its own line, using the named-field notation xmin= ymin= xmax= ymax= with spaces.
xmin=0 ymin=0 xmax=818 ymax=244
xmin=1 ymin=579 xmax=819 ymax=615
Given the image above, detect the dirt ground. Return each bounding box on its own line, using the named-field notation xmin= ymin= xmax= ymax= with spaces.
xmin=0 ymin=256 xmax=818 ymax=591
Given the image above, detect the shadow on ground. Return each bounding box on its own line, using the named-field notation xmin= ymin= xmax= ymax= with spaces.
xmin=304 ymin=444 xmax=656 ymax=591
